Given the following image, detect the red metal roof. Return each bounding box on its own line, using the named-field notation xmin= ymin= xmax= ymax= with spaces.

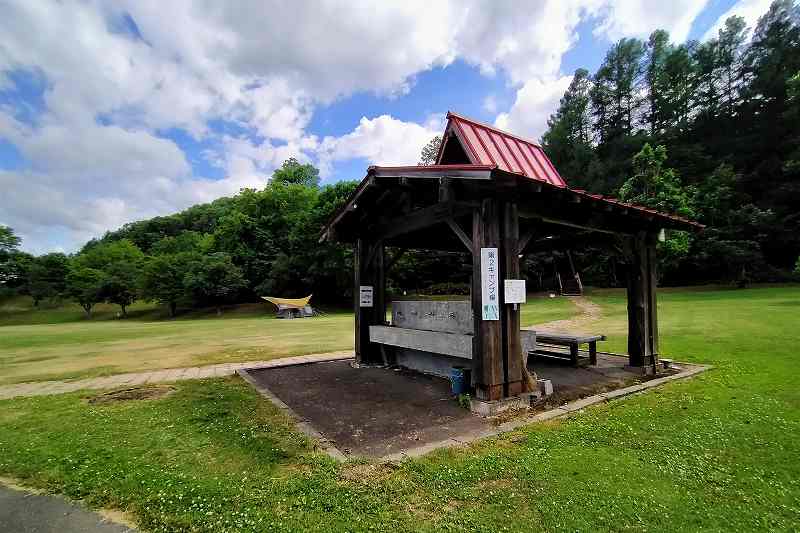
xmin=368 ymin=164 xmax=495 ymax=172
xmin=438 ymin=111 xmax=566 ymax=187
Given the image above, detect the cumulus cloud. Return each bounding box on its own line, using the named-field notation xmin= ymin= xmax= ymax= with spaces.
xmin=593 ymin=0 xmax=710 ymax=43
xmin=317 ymin=115 xmax=443 ymax=177
xmin=0 ymin=0 xmax=715 ymax=252
xmin=495 ymin=76 xmax=573 ymax=142
xmin=702 ymin=0 xmax=772 ymax=41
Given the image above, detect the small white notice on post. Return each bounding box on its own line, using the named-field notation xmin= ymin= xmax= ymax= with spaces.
xmin=480 ymin=247 xmax=500 ymax=320
xmin=504 ymin=279 xmax=526 ymax=304
xmin=359 ymin=285 xmax=374 ymax=307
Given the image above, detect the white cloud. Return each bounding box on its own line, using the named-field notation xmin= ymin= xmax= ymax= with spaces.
xmin=451 ymin=1 xmax=601 ymax=85
xmin=702 ymin=0 xmax=772 ymax=41
xmin=483 ymin=95 xmax=498 ymax=114
xmin=593 ymin=0 xmax=710 ymax=43
xmin=495 ymin=76 xmax=573 ymax=142
xmin=317 ymin=115 xmax=442 ymax=177
xmin=0 ymin=0 xmax=716 ymax=252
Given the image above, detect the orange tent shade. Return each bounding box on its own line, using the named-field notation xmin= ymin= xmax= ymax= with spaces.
xmin=261 ymin=295 xmax=312 ymax=309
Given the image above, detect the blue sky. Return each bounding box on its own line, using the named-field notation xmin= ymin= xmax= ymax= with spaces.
xmin=0 ymin=0 xmax=770 ymax=252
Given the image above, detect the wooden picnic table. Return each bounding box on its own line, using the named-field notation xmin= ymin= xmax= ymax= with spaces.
xmin=532 ymin=332 xmax=606 ymax=366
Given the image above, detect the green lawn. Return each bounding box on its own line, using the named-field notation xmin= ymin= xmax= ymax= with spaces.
xmin=0 ymin=294 xmax=574 ymax=385
xmin=0 ymin=286 xmax=798 ymax=531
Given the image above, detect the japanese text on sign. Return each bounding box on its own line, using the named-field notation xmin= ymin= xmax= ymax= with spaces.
xmin=359 ymin=285 xmax=373 ymax=307
xmin=504 ymin=279 xmax=526 ymax=304
xmin=480 ymin=247 xmax=500 ymax=320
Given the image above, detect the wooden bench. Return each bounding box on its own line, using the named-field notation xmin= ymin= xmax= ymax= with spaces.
xmin=532 ymin=332 xmax=606 ymax=366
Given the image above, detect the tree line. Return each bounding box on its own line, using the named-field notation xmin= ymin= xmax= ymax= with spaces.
xmin=0 ymin=160 xmax=360 ymax=317
xmin=541 ymin=0 xmax=800 ymax=285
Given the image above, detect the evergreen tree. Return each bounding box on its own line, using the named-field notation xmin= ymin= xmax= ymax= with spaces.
xmin=419 ymin=136 xmax=442 ymax=165
xmin=542 ymin=69 xmax=595 ymax=187
xmin=592 ymin=38 xmax=647 ymax=143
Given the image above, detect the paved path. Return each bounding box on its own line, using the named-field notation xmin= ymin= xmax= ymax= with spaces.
xmin=0 ymin=351 xmax=354 ymax=400
xmin=0 ymin=484 xmax=136 ymax=532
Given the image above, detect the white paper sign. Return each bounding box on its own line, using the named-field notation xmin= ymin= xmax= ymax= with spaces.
xmin=359 ymin=285 xmax=373 ymax=307
xmin=480 ymin=247 xmax=500 ymax=320
xmin=504 ymin=279 xmax=527 ymax=304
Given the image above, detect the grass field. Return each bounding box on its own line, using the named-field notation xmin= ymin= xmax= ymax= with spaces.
xmin=0 ymin=286 xmax=798 ymax=531
xmin=0 ymin=294 xmax=575 ymax=385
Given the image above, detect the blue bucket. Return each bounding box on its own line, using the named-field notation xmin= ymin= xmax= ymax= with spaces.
xmin=450 ymin=366 xmax=467 ymax=396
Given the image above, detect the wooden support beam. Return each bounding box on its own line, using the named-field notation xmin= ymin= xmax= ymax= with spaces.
xmin=354 ymin=238 xmax=367 ymax=365
xmin=370 ymin=202 xmax=474 ymax=242
xmin=445 ymin=217 xmax=473 ymax=254
xmin=471 ymin=198 xmax=504 ymax=401
xmin=645 ymin=231 xmax=659 ymax=368
xmin=364 ymin=238 xmax=383 ymax=270
xmin=371 ymin=167 xmax=492 ymax=180
xmin=519 ymin=210 xmax=621 ymax=235
xmin=625 ymin=231 xmax=659 ymax=371
xmin=517 ymin=228 xmax=536 ymax=255
xmin=374 ymin=241 xmax=386 ymax=333
xmin=438 ymin=177 xmax=453 ymax=203
xmin=502 ymin=201 xmax=524 ymax=397
xmin=354 ymin=239 xmax=385 ymax=366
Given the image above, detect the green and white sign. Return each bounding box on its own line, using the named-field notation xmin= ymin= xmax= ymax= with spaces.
xmin=480 ymin=247 xmax=500 ymax=320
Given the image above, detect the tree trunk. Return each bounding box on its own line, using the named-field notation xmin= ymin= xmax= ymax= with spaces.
xmin=82 ymin=304 xmax=92 ymax=318
xmin=169 ymin=301 xmax=177 ymax=317
xmin=120 ymin=304 xmax=127 ymax=318
xmin=216 ymin=306 xmax=222 ymax=316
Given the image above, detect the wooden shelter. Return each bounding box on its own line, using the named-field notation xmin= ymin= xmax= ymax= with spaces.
xmin=321 ymin=112 xmax=702 ymax=403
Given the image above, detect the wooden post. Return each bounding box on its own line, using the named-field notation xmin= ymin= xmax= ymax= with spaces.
xmin=646 ymin=232 xmax=659 ymax=362
xmin=471 ymin=198 xmax=504 ymax=401
xmin=354 ymin=238 xmax=366 ymax=364
xmin=354 ymin=238 xmax=384 ymax=365
xmin=373 ymin=241 xmax=386 ymax=330
xmin=625 ymin=231 xmax=659 ymax=370
xmin=502 ymin=201 xmax=524 ymax=396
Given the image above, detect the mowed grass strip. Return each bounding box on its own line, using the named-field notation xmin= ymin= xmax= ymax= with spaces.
xmin=0 ymin=286 xmax=798 ymax=531
xmin=0 ymin=294 xmax=574 ymax=385
xmin=0 ymin=306 xmax=354 ymax=385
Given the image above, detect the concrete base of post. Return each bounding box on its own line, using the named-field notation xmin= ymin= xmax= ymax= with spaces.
xmin=469 ymin=392 xmax=535 ymax=417
xmin=624 ymin=364 xmax=658 ymax=376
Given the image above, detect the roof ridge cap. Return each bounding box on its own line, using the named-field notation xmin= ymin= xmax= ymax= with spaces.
xmin=446 ymin=111 xmax=543 ymax=148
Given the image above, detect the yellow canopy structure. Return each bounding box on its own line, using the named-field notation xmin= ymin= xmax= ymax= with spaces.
xmin=261 ymin=295 xmax=312 ymax=309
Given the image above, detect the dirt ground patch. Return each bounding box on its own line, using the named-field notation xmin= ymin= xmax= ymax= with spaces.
xmin=87 ymin=385 xmax=175 ymax=405
xmin=246 ymin=361 xmax=491 ymax=458
xmin=529 ymin=296 xmax=603 ymax=334
xmin=338 ymin=462 xmax=401 ymax=484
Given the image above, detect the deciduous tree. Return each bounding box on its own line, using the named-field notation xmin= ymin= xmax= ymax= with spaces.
xmin=27 ymin=253 xmax=68 ymax=306
xmin=139 ymin=253 xmax=196 ymax=317
xmin=183 ymin=253 xmax=246 ymax=315
xmin=271 ymin=157 xmax=320 ymax=187
xmin=72 ymin=239 xmax=144 ymax=316
xmin=0 ymin=225 xmax=20 ymax=252
xmin=65 ymin=265 xmax=105 ymax=318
